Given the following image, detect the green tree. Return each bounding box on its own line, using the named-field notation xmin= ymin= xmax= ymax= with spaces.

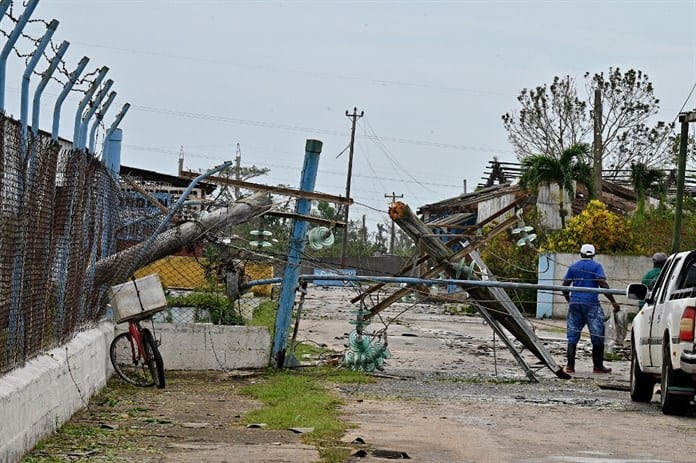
xmin=518 ymin=143 xmax=594 ymax=228
xmin=629 ymin=161 xmax=665 ymax=216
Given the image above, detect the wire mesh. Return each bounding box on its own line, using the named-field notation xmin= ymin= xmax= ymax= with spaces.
xmin=0 ymin=114 xmax=121 ymax=374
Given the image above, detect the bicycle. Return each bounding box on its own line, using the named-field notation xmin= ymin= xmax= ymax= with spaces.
xmin=108 ymin=274 xmax=167 ymax=388
xmin=110 ymin=317 xmax=165 ymax=388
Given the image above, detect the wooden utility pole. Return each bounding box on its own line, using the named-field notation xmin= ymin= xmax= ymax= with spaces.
xmin=234 ymin=143 xmax=242 ymax=199
xmin=340 ymin=107 xmax=364 ymax=266
xmin=384 ymin=192 xmax=404 ymax=254
xmin=593 ymin=88 xmax=603 ymax=198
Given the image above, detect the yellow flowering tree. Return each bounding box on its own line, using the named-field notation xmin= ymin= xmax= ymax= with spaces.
xmin=544 ymin=200 xmax=639 ymax=254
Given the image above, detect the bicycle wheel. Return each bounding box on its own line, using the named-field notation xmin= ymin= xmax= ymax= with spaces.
xmin=110 ymin=331 xmax=156 ymax=387
xmin=141 ymin=328 xmax=166 ymax=389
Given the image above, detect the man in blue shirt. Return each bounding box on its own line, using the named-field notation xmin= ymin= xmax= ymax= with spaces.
xmin=562 ymin=244 xmax=621 ymax=374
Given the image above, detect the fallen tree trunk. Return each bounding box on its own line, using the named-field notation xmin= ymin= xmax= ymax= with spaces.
xmin=93 ymin=192 xmax=273 ymax=287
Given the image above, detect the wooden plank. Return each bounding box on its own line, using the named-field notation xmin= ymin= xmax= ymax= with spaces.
xmin=179 ymin=170 xmax=352 ymax=205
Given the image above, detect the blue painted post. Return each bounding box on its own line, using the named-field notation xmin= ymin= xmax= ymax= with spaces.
xmin=33 ymin=40 xmax=70 ymax=137
xmin=77 ymin=78 xmax=113 ymax=149
xmin=536 ymin=252 xmax=555 ymax=318
xmin=272 ymin=139 xmax=322 ymax=367
xmin=20 ymin=19 xmax=59 ymax=158
xmin=0 ymin=0 xmax=38 ymax=112
xmin=73 ymin=66 xmax=108 ymax=149
xmin=102 ymin=103 xmax=129 ymax=169
xmin=52 ymin=56 xmax=89 ymax=140
xmin=88 ymin=90 xmax=116 ymax=153
xmin=104 ymin=127 xmax=122 ymax=174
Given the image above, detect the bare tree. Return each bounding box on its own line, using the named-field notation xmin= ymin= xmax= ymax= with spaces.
xmin=502 ymin=76 xmax=590 ymax=160
xmin=587 ymin=68 xmax=675 ymax=178
xmin=503 ymin=68 xmax=675 ymax=177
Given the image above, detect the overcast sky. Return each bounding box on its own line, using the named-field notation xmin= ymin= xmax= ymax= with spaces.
xmin=3 ymin=0 xmax=696 ymax=231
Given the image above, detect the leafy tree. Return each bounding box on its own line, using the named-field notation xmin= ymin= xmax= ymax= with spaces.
xmin=503 ymin=68 xmax=675 ymax=182
xmin=314 ymin=200 xmax=342 ymax=221
xmin=629 ymin=161 xmax=665 ymax=216
xmin=518 ymin=143 xmax=594 ymax=227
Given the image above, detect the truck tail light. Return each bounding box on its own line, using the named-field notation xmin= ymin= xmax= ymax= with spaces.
xmin=679 ymin=306 xmax=696 ymax=343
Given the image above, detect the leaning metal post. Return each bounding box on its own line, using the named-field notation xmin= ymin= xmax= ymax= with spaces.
xmin=272 ymin=139 xmax=322 ymax=368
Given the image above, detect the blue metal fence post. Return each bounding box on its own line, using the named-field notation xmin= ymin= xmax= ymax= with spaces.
xmin=33 ymin=40 xmax=70 ymax=137
xmin=73 ymin=66 xmax=108 ymax=149
xmin=272 ymin=139 xmax=322 ymax=367
xmin=88 ymin=90 xmax=116 ymax=153
xmin=102 ymin=103 xmax=129 ymax=170
xmin=0 ymin=0 xmax=39 ymax=112
xmin=21 ymin=19 xmax=59 ymax=158
xmin=52 ymin=56 xmax=89 ymax=140
xmin=77 ymin=78 xmax=113 ymax=149
xmin=535 ymin=252 xmax=555 ymax=319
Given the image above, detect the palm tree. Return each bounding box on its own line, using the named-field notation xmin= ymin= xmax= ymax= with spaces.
xmin=630 ymin=162 xmax=665 ymax=216
xmin=518 ymin=143 xmax=594 ymax=228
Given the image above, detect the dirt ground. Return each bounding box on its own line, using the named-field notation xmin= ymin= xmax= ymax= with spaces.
xmin=25 ymin=286 xmax=696 ymax=462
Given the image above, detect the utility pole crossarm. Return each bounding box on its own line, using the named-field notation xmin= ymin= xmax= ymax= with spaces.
xmin=179 ymin=170 xmax=352 ymax=205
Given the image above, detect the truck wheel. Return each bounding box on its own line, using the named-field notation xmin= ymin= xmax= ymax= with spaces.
xmin=660 ymin=340 xmax=691 ymax=416
xmin=630 ymin=339 xmax=654 ymax=402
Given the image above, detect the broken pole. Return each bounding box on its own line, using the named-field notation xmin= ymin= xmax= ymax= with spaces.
xmin=93 ymin=191 xmax=273 ymax=287
xmin=272 ymin=139 xmax=322 ymax=368
xmin=388 ymin=200 xmax=569 ymax=380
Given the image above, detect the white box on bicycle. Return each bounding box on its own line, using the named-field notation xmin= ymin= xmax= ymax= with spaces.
xmin=108 ymin=274 xmax=167 ymax=323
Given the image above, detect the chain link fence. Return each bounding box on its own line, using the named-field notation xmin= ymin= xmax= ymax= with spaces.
xmin=0 ymin=115 xmax=123 ymax=374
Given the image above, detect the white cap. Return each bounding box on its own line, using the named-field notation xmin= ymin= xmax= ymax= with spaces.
xmin=580 ymin=244 xmax=595 ymax=257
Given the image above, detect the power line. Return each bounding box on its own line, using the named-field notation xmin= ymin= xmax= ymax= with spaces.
xmin=130 ymin=104 xmax=512 ymax=154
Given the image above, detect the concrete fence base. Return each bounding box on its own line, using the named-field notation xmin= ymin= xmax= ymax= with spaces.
xmin=0 ymin=322 xmax=114 ymax=463
xmin=1 ymin=321 xmax=271 ymax=463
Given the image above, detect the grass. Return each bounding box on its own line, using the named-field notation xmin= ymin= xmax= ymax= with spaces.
xmin=239 ymin=367 xmax=372 ymax=463
xmin=247 ymin=299 xmax=278 ymax=334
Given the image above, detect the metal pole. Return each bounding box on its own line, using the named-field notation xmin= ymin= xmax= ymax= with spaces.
xmin=272 ymin=139 xmax=322 ymax=367
xmin=88 ymin=90 xmax=116 ymax=153
xmin=33 ymin=40 xmax=69 ymax=137
xmin=21 ymin=19 xmax=59 ymax=157
xmin=340 ymin=107 xmax=363 ymax=267
xmin=73 ymin=66 xmax=109 ymax=148
xmin=246 ymin=274 xmax=626 ymax=297
xmin=52 ymin=56 xmax=89 ymax=140
xmin=77 ymin=78 xmax=113 ymax=149
xmin=0 ymin=0 xmax=38 ymax=112
xmin=102 ymin=103 xmax=130 ymax=169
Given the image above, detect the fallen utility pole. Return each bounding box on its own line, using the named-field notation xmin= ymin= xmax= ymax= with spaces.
xmin=93 ymin=191 xmax=273 ymax=287
xmin=387 ymin=200 xmax=569 ymax=380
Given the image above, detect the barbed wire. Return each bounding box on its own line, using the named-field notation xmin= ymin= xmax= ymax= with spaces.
xmin=1 ymin=5 xmax=104 ymax=94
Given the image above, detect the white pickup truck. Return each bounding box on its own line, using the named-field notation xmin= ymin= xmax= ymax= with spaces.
xmin=627 ymin=250 xmax=696 ymax=415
